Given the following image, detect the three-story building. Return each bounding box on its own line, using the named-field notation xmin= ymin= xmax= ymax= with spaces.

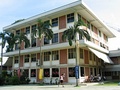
xmin=3 ymin=0 xmax=115 ymax=83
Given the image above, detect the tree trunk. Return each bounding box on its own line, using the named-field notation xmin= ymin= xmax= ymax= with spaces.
xmin=0 ymin=42 xmax=3 ymax=75
xmin=75 ymin=40 xmax=79 ymax=86
xmin=40 ymin=40 xmax=42 ymax=66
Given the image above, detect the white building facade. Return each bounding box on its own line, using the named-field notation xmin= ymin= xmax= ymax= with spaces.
xmin=3 ymin=1 xmax=115 ymax=84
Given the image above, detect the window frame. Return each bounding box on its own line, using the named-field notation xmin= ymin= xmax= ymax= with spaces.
xmin=52 ymin=18 xmax=58 ymax=27
xmin=67 ymin=13 xmax=74 ymax=23
xmin=68 ymin=48 xmax=75 ymax=59
xmin=16 ymin=30 xmax=20 ymax=35
xmin=24 ymin=55 xmax=29 ymax=63
xmin=80 ymin=67 xmax=84 ymax=77
xmin=44 ymin=37 xmax=49 ymax=45
xmin=31 ymin=54 xmax=36 ymax=62
xmin=14 ymin=56 xmax=19 ymax=64
xmin=31 ymin=69 xmax=36 ymax=77
xmin=52 ymin=68 xmax=59 ymax=77
xmin=80 ymin=48 xmax=84 ymax=59
xmin=52 ymin=50 xmax=59 ymax=60
xmin=52 ymin=33 xmax=58 ymax=43
xmin=44 ymin=68 xmax=50 ymax=77
xmin=44 ymin=52 xmax=50 ymax=61
xmin=69 ymin=67 xmax=75 ymax=77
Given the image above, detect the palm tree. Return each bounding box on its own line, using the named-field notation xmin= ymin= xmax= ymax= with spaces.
xmin=5 ymin=32 xmax=30 ymax=77
xmin=5 ymin=32 xmax=16 ymax=52
xmin=32 ymin=19 xmax=53 ymax=66
xmin=62 ymin=18 xmax=90 ymax=86
xmin=14 ymin=32 xmax=30 ymax=68
xmin=0 ymin=32 xmax=7 ymax=75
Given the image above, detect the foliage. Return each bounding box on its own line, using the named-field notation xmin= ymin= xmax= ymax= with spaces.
xmin=0 ymin=70 xmax=12 ymax=85
xmin=20 ymin=71 xmax=30 ymax=84
xmin=14 ymin=33 xmax=30 ymax=48
xmin=62 ymin=18 xmax=90 ymax=86
xmin=0 ymin=75 xmax=5 ymax=85
xmin=62 ymin=18 xmax=90 ymax=46
xmin=0 ymin=31 xmax=7 ymax=49
xmin=8 ymin=76 xmax=20 ymax=85
xmin=5 ymin=32 xmax=16 ymax=52
xmin=32 ymin=19 xmax=53 ymax=65
xmin=11 ymin=19 xmax=25 ymax=25
xmin=32 ymin=19 xmax=53 ymax=40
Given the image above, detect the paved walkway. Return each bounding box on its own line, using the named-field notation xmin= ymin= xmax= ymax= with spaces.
xmin=0 ymin=83 xmax=120 ymax=90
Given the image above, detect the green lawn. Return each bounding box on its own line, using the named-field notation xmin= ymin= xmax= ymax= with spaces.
xmin=97 ymin=81 xmax=120 ymax=86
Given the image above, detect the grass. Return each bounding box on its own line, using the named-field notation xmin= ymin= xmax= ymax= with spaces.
xmin=97 ymin=81 xmax=120 ymax=86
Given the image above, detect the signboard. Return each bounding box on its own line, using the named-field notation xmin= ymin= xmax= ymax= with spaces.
xmin=75 ymin=66 xmax=79 ymax=79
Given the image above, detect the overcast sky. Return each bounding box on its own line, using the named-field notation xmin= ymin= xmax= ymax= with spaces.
xmin=0 ymin=0 xmax=120 ymax=63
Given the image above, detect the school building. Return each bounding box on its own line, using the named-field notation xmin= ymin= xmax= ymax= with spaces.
xmin=3 ymin=0 xmax=117 ymax=83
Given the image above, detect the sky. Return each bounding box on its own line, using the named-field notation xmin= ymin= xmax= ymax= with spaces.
xmin=0 ymin=0 xmax=120 ymax=63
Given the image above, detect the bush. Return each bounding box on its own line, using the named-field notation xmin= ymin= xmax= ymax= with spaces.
xmin=9 ymin=76 xmax=20 ymax=85
xmin=0 ymin=75 xmax=5 ymax=85
xmin=20 ymin=71 xmax=30 ymax=84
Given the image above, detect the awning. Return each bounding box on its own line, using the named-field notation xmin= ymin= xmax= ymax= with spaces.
xmin=89 ymin=48 xmax=113 ymax=64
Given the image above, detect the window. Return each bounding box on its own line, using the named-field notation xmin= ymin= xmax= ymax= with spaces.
xmin=44 ymin=68 xmax=50 ymax=77
xmin=80 ymin=67 xmax=84 ymax=77
xmin=52 ymin=18 xmax=58 ymax=27
xmin=14 ymin=56 xmax=19 ymax=64
xmin=52 ymin=51 xmax=59 ymax=60
xmin=80 ymin=49 xmax=84 ymax=59
xmin=25 ymin=55 xmax=29 ymax=63
xmin=44 ymin=20 xmax=50 ymax=28
xmin=32 ymin=24 xmax=37 ymax=32
xmin=26 ymin=26 xmax=30 ymax=35
xmin=31 ymin=24 xmax=37 ymax=47
xmin=16 ymin=30 xmax=20 ymax=35
xmin=15 ymin=43 xmax=19 ymax=50
xmin=99 ymin=30 xmax=101 ymax=37
xmin=68 ymin=48 xmax=75 ymax=59
xmin=78 ymin=14 xmax=81 ymax=19
xmin=90 ymin=68 xmax=93 ymax=75
xmin=94 ymin=68 xmax=97 ymax=76
xmin=44 ymin=52 xmax=50 ymax=61
xmin=79 ymin=34 xmax=83 ymax=40
xmin=44 ymin=37 xmax=49 ymax=45
xmin=89 ymin=51 xmax=92 ymax=60
xmin=32 ymin=38 xmax=36 ymax=47
xmin=52 ymin=33 xmax=58 ymax=43
xmin=31 ymin=69 xmax=36 ymax=77
xmin=52 ymin=68 xmax=59 ymax=77
xmin=105 ymin=71 xmax=111 ymax=76
xmin=31 ymin=54 xmax=36 ymax=62
xmin=93 ymin=54 xmax=96 ymax=61
xmin=69 ymin=67 xmax=75 ymax=77
xmin=87 ymin=21 xmax=90 ymax=29
xmin=91 ymin=24 xmax=94 ymax=31
xmin=67 ymin=13 xmax=74 ymax=23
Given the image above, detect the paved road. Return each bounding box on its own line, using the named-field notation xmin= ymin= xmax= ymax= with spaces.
xmin=0 ymin=84 xmax=120 ymax=90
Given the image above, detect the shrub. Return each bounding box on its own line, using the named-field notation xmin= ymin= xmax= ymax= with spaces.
xmin=20 ymin=71 xmax=30 ymax=84
xmin=9 ymin=76 xmax=20 ymax=85
xmin=0 ymin=75 xmax=5 ymax=85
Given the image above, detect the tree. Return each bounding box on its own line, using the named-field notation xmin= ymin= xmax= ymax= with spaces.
xmin=32 ymin=19 xmax=53 ymax=66
xmin=62 ymin=18 xmax=90 ymax=86
xmin=0 ymin=32 xmax=7 ymax=75
xmin=14 ymin=32 xmax=30 ymax=69
xmin=5 ymin=32 xmax=16 ymax=52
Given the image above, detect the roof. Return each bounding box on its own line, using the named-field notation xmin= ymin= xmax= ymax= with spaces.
xmin=3 ymin=57 xmax=12 ymax=67
xmin=109 ymin=49 xmax=120 ymax=57
xmin=3 ymin=0 xmax=115 ymax=38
